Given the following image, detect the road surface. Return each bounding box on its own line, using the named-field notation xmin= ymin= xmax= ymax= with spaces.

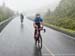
xmin=0 ymin=16 xmax=75 ymax=56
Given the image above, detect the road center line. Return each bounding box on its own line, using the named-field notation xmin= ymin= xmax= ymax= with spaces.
xmin=43 ymin=43 xmax=55 ymax=56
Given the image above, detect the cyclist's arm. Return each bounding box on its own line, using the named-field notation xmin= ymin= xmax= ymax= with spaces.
xmin=40 ymin=18 xmax=44 ymax=27
xmin=33 ymin=23 xmax=35 ymax=28
xmin=33 ymin=19 xmax=37 ymax=28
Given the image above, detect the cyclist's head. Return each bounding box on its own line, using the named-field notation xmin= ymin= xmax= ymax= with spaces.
xmin=36 ymin=14 xmax=40 ymax=18
xmin=21 ymin=13 xmax=23 ymax=15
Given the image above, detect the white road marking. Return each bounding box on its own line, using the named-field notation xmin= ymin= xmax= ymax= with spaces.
xmin=43 ymin=44 xmax=55 ymax=56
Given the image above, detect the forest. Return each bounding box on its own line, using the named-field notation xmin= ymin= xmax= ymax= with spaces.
xmin=44 ymin=0 xmax=75 ymax=31
xmin=0 ymin=5 xmax=14 ymax=22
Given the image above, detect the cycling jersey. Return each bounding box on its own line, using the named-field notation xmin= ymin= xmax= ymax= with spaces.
xmin=34 ymin=17 xmax=43 ymax=23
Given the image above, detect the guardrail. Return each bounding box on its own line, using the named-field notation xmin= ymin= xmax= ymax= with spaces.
xmin=0 ymin=16 xmax=15 ymax=32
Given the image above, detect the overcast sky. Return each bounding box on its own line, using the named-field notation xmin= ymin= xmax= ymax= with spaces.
xmin=0 ymin=0 xmax=61 ymax=12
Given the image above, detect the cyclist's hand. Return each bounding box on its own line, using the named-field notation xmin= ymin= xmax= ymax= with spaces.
xmin=34 ymin=25 xmax=38 ymax=29
xmin=41 ymin=25 xmax=43 ymax=29
xmin=39 ymin=27 xmax=43 ymax=30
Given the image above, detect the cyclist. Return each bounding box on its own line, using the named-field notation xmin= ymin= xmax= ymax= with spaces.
xmin=20 ymin=13 xmax=24 ymax=23
xmin=33 ymin=14 xmax=44 ymax=43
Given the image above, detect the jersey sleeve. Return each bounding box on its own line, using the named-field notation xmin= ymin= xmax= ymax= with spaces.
xmin=40 ymin=18 xmax=43 ymax=22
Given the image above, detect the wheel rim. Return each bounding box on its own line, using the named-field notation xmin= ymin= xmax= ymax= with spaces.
xmin=38 ymin=37 xmax=42 ymax=49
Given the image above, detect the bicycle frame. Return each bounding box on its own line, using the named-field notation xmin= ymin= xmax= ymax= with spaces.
xmin=34 ymin=27 xmax=42 ymax=49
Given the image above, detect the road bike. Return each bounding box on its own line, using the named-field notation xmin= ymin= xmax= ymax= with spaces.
xmin=34 ymin=27 xmax=46 ymax=49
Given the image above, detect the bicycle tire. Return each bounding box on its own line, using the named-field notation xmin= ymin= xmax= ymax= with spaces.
xmin=38 ymin=35 xmax=42 ymax=49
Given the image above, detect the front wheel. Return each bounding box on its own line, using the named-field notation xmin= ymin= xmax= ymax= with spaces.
xmin=38 ymin=35 xmax=42 ymax=49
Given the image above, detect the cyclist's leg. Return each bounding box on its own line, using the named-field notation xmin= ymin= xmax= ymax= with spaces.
xmin=38 ymin=29 xmax=42 ymax=48
xmin=22 ymin=18 xmax=23 ymax=22
xmin=34 ymin=23 xmax=40 ymax=42
xmin=38 ymin=26 xmax=42 ymax=43
xmin=21 ymin=19 xmax=22 ymax=23
xmin=37 ymin=29 xmax=41 ymax=43
xmin=34 ymin=29 xmax=39 ymax=45
xmin=34 ymin=29 xmax=37 ymax=41
xmin=38 ymin=23 xmax=41 ymax=38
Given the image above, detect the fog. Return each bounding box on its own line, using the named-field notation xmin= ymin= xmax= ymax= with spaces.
xmin=0 ymin=0 xmax=61 ymax=13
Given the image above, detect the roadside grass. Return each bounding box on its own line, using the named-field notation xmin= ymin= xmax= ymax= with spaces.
xmin=45 ymin=23 xmax=75 ymax=37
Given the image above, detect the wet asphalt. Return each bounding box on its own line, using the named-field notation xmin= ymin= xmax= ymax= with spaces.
xmin=0 ymin=16 xmax=75 ymax=56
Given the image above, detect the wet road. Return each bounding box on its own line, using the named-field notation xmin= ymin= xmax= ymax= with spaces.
xmin=0 ymin=16 xmax=75 ymax=56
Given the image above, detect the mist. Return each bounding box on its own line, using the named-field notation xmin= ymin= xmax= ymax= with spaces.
xmin=0 ymin=0 xmax=61 ymax=12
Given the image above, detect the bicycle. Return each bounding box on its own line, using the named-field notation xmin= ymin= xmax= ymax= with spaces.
xmin=34 ymin=26 xmax=46 ymax=49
